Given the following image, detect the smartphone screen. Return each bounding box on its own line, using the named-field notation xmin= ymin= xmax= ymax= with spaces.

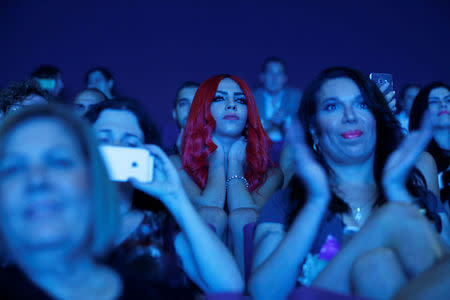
xmin=98 ymin=145 xmax=154 ymax=182
xmin=369 ymin=73 xmax=393 ymax=95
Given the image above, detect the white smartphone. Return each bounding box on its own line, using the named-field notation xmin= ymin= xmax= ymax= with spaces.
xmin=98 ymin=145 xmax=154 ymax=182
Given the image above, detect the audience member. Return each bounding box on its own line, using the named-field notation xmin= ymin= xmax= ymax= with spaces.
xmin=248 ymin=67 xmax=448 ymax=300
xmin=0 ymin=105 xmax=196 ymax=299
xmin=85 ymin=99 xmax=244 ymax=292
xmin=167 ymin=81 xmax=199 ymax=155
xmin=171 ymin=74 xmax=283 ymax=274
xmin=30 ymin=65 xmax=64 ymax=98
xmin=396 ymin=84 xmax=420 ymax=131
xmin=253 ymin=57 xmax=302 ymax=144
xmin=73 ymin=88 xmax=107 ymax=116
xmin=85 ymin=67 xmax=115 ymax=99
xmin=85 ymin=99 xmax=180 ymax=284
xmin=280 ymin=75 xmax=402 ymax=190
xmin=2 ymin=61 xmax=449 ymax=299
xmin=409 ymin=82 xmax=450 ymax=173
xmin=0 ymin=79 xmax=48 ymax=116
xmin=409 ymin=82 xmax=450 ymax=208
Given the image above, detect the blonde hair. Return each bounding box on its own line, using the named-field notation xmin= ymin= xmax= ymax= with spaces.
xmin=0 ymin=104 xmax=119 ymax=257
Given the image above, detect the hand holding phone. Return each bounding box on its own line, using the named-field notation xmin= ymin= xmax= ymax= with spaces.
xmin=128 ymin=144 xmax=188 ymax=209
xmin=370 ymin=73 xmax=396 ymax=111
xmin=99 ymin=145 xmax=154 ymax=182
xmin=369 ymin=73 xmax=393 ymax=94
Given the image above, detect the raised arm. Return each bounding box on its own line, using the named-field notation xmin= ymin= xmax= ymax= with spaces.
xmin=133 ymin=145 xmax=243 ymax=293
xmin=248 ymin=120 xmax=331 ymax=300
xmin=169 ymin=142 xmax=226 ymax=209
xmin=382 ymin=110 xmax=449 ymax=241
xmin=226 ymin=137 xmax=283 ymax=212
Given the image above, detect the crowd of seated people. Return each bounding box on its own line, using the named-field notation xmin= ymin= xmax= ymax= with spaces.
xmin=0 ymin=61 xmax=448 ymax=300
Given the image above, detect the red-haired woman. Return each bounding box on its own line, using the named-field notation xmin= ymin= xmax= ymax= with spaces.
xmin=170 ymin=74 xmax=283 ymax=274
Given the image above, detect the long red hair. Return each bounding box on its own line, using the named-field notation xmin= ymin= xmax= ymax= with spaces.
xmin=181 ymin=74 xmax=272 ymax=192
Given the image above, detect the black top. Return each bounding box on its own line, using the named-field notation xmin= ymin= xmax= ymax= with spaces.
xmin=0 ymin=264 xmax=197 ymax=300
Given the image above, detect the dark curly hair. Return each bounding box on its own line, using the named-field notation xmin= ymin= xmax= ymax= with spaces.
xmin=287 ymin=67 xmax=441 ymax=231
xmin=0 ymin=79 xmax=49 ymax=114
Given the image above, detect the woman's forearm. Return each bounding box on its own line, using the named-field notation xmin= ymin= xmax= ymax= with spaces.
xmin=168 ymin=193 xmax=244 ymax=292
xmin=226 ymin=160 xmax=258 ymax=211
xmin=248 ymin=199 xmax=329 ymax=300
xmin=192 ymin=164 xmax=226 ymax=208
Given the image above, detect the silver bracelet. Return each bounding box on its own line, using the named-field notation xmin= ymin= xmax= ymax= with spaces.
xmin=226 ymin=175 xmax=249 ymax=189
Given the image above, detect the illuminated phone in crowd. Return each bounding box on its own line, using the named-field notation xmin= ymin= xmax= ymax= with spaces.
xmin=98 ymin=145 xmax=154 ymax=182
xmin=369 ymin=73 xmax=393 ymax=95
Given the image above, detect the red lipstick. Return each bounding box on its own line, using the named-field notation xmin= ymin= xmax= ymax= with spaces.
xmin=341 ymin=130 xmax=363 ymax=139
xmin=223 ymin=114 xmax=239 ymax=120
xmin=438 ymin=110 xmax=449 ymax=116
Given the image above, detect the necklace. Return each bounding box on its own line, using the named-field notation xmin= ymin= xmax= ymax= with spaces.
xmin=354 ymin=207 xmax=363 ymax=223
xmin=350 ymin=201 xmax=373 ymax=226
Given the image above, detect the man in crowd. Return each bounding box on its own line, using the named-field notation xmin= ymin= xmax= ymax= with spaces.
xmin=166 ymin=81 xmax=199 ymax=155
xmin=253 ymin=57 xmax=302 ymax=143
xmin=396 ymin=84 xmax=421 ymax=132
xmin=31 ymin=65 xmax=64 ymax=99
xmin=73 ymin=88 xmax=107 ymax=116
xmin=85 ymin=67 xmax=115 ymax=99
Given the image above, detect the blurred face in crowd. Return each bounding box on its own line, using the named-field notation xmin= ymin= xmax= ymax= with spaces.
xmin=173 ymin=86 xmax=198 ymax=129
xmin=53 ymin=74 xmax=64 ymax=96
xmin=35 ymin=76 xmax=64 ymax=97
xmin=210 ymin=78 xmax=248 ymax=138
xmin=428 ymin=86 xmax=450 ymax=128
xmin=403 ymin=86 xmax=420 ymax=113
xmin=87 ymin=71 xmax=113 ymax=99
xmin=93 ymin=109 xmax=144 ymax=147
xmin=0 ymin=118 xmax=92 ymax=255
xmin=260 ymin=61 xmax=287 ymax=94
xmin=7 ymin=94 xmax=48 ymax=115
xmin=314 ymin=77 xmax=377 ymax=166
xmin=73 ymin=90 xmax=107 ymax=116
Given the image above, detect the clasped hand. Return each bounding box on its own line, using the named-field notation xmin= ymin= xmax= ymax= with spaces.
xmin=209 ymin=136 xmax=247 ymax=168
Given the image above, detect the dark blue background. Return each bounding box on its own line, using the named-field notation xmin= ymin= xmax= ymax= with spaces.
xmin=1 ymin=0 xmax=449 ymax=146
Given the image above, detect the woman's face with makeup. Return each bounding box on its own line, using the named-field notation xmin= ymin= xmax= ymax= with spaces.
xmin=427 ymin=87 xmax=450 ymax=128
xmin=314 ymin=77 xmax=377 ymax=165
xmin=210 ymin=78 xmax=248 ymax=138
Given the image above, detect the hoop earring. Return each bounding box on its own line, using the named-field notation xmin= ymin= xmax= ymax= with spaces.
xmin=313 ymin=142 xmax=319 ymax=152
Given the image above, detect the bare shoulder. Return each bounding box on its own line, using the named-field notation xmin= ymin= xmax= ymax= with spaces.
xmin=416 ymin=151 xmax=437 ymax=168
xmin=415 ymin=151 xmax=438 ymax=184
xmin=415 ymin=151 xmax=440 ymax=198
